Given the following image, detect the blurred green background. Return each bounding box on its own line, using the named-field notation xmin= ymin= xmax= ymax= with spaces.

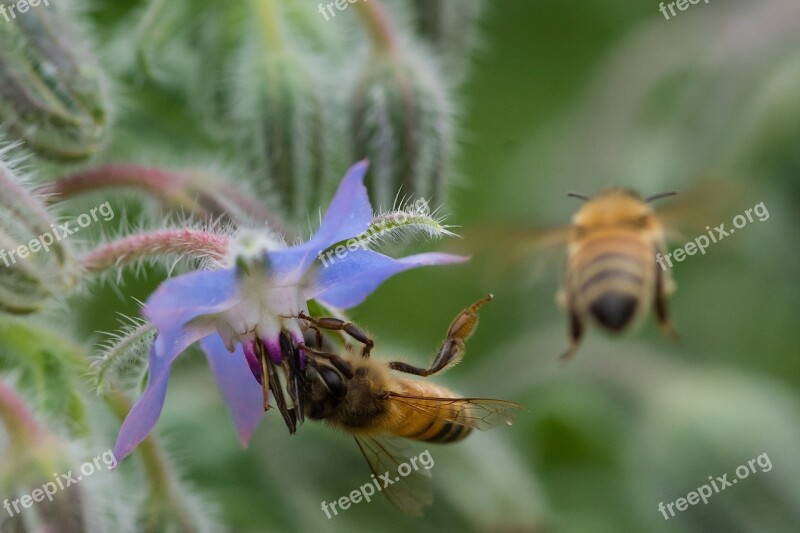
xmin=3 ymin=0 xmax=800 ymax=531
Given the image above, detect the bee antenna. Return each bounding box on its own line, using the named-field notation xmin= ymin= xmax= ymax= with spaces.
xmin=567 ymin=192 xmax=590 ymax=202
xmin=645 ymin=191 xmax=678 ymax=203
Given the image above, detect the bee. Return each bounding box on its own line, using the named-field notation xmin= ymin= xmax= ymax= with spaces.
xmin=296 ymin=295 xmax=523 ymax=516
xmin=559 ymin=188 xmax=678 ymax=360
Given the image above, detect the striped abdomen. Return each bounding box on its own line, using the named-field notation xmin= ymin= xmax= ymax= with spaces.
xmin=390 ymin=381 xmax=474 ymax=444
xmin=567 ymin=229 xmax=656 ymax=332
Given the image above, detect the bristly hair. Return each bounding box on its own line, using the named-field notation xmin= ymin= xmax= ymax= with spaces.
xmin=645 ymin=191 xmax=678 ymax=203
xmin=566 ymin=192 xmax=590 ymax=202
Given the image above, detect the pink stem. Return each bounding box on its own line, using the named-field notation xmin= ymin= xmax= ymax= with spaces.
xmin=82 ymin=229 xmax=229 ymax=273
xmin=0 ymin=379 xmax=43 ymax=449
xmin=354 ymin=0 xmax=398 ymax=54
xmin=38 ymin=164 xmax=190 ymax=201
xmin=39 ymin=165 xmax=285 ymax=230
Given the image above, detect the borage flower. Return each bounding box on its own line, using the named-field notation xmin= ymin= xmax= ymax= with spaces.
xmin=114 ymin=161 xmax=466 ymax=462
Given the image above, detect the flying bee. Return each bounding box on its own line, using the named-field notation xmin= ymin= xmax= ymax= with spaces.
xmin=296 ymin=295 xmax=523 ymax=516
xmin=558 ymin=188 xmax=678 ymax=360
xmin=464 ymin=180 xmax=750 ymax=360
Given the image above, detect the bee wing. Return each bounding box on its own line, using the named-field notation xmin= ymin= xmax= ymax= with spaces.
xmin=466 ymin=225 xmax=569 ymax=255
xmin=387 ymin=393 xmax=524 ymax=431
xmin=458 ymin=225 xmax=569 ymax=285
xmin=655 ymin=178 xmax=756 ymax=243
xmin=353 ymin=434 xmax=433 ymax=517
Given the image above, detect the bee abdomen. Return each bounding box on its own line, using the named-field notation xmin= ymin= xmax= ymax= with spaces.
xmin=430 ymin=422 xmax=472 ymax=443
xmin=589 ymin=292 xmax=638 ymax=331
xmin=393 ymin=382 xmax=474 ymax=444
xmin=573 ymin=239 xmax=652 ymax=332
xmin=404 ymin=420 xmax=472 ymax=444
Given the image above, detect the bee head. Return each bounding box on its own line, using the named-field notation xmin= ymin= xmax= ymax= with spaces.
xmin=570 ymin=188 xmax=670 ymax=233
xmin=304 ymin=361 xmax=348 ymax=420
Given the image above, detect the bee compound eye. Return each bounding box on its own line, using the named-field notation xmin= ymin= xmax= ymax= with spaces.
xmin=318 ymin=365 xmax=347 ymax=401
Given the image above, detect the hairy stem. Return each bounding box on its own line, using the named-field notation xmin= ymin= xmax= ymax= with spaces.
xmin=81 ymin=229 xmax=229 ymax=273
xmin=354 ymin=0 xmax=397 ymax=54
xmin=105 ymin=391 xmax=197 ymax=533
xmin=38 ymin=164 xmax=194 ymax=205
xmin=0 ymin=378 xmax=43 ymax=451
xmin=39 ymin=164 xmax=284 ymax=227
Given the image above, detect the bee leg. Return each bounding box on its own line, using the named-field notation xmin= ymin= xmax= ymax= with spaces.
xmin=388 ymin=294 xmax=493 ymax=377
xmin=306 ymin=324 xmax=324 ymax=349
xmin=296 ymin=314 xmax=325 ymax=348
xmin=654 ymin=267 xmax=679 ymax=341
xmin=297 ymin=312 xmax=374 ymax=358
xmin=297 ymin=343 xmax=354 ymax=379
xmin=559 ymin=310 xmax=583 ymax=362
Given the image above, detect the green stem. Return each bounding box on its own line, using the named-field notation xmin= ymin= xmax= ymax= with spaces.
xmin=105 ymin=391 xmax=197 ymax=532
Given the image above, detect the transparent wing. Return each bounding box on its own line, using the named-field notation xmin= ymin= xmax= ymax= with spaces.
xmin=656 ymin=178 xmax=756 ymax=243
xmin=387 ymin=393 xmax=525 ymax=431
xmin=353 ymin=434 xmax=433 ymax=517
xmin=458 ymin=224 xmax=569 ymax=285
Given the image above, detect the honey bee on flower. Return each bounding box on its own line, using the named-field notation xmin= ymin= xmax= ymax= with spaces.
xmin=113 ymin=161 xmax=467 ymax=463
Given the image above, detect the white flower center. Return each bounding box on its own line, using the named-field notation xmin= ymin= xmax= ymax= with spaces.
xmin=214 ymin=269 xmax=307 ymax=351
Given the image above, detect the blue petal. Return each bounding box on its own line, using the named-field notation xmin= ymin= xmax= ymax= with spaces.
xmin=307 ymin=249 xmax=469 ymax=309
xmin=310 ymin=160 xmax=373 ymax=250
xmin=201 ymin=335 xmax=264 ymax=446
xmin=113 ymin=323 xmax=214 ymax=462
xmin=144 ymin=268 xmax=240 ymax=338
xmin=265 ymin=161 xmax=373 ymax=279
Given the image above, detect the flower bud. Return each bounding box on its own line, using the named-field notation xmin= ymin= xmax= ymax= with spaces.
xmin=233 ymin=42 xmax=328 ymax=223
xmin=412 ymin=0 xmax=484 ymax=83
xmin=350 ymin=46 xmax=454 ymax=210
xmin=0 ymin=150 xmax=75 ymax=313
xmin=0 ymin=0 xmax=109 ymax=161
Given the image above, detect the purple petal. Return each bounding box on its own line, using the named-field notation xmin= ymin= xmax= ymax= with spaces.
xmin=265 ymin=161 xmax=373 ymax=279
xmin=201 ymin=335 xmax=264 ymax=446
xmin=242 ymin=341 xmax=263 ymax=383
xmin=306 ymin=249 xmax=469 ymax=309
xmin=143 ymin=268 xmax=240 ymax=341
xmin=114 ymin=324 xmax=214 ymax=462
xmin=310 ymin=160 xmax=373 ymax=249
